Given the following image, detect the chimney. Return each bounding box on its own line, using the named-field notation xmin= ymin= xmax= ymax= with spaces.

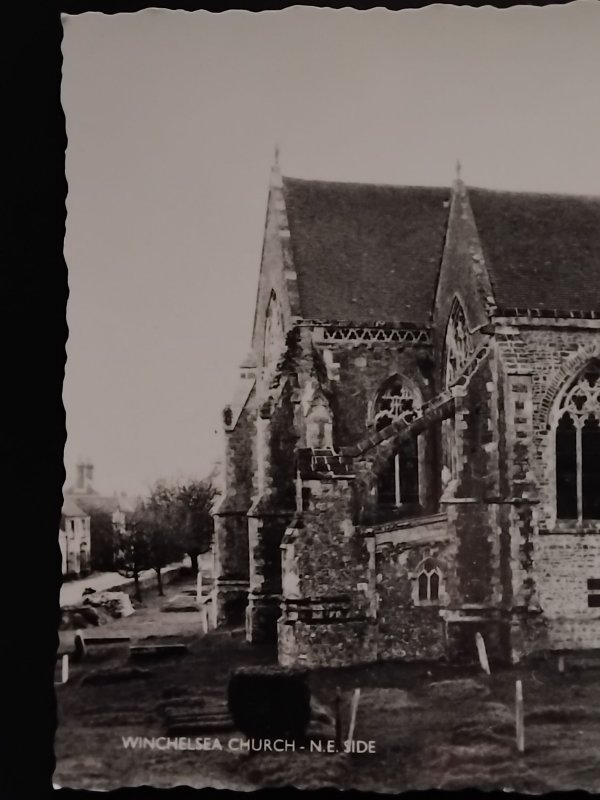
xmin=84 ymin=461 xmax=94 ymax=485
xmin=76 ymin=461 xmax=85 ymax=490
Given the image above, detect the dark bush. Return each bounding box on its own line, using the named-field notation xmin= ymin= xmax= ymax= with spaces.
xmin=228 ymin=665 xmax=311 ymax=740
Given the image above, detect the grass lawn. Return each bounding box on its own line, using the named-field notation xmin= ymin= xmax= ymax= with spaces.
xmin=54 ymin=580 xmax=600 ymax=792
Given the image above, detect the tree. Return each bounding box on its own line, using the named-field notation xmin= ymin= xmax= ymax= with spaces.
xmin=145 ymin=483 xmax=185 ymax=595
xmin=176 ymin=480 xmax=218 ymax=574
xmin=82 ymin=507 xmax=116 ymax=572
xmin=114 ymin=504 xmax=151 ymax=602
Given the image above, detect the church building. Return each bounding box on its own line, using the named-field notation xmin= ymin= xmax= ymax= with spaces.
xmin=212 ymin=158 xmax=600 ymax=667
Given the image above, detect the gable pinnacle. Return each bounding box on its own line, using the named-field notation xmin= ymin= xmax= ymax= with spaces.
xmin=270 ymin=143 xmax=283 ymax=189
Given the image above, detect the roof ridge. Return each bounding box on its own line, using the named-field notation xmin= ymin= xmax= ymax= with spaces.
xmin=282 ymin=175 xmax=600 ymax=201
xmin=468 ymin=186 xmax=600 ymax=201
xmin=281 ymin=175 xmax=449 ymax=192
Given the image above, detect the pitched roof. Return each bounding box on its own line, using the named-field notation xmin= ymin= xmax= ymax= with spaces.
xmin=469 ymin=189 xmax=600 ymax=313
xmin=282 ymin=177 xmax=450 ymax=325
xmin=61 ymin=497 xmax=88 ymax=518
xmin=64 ymin=481 xmax=98 ymax=496
xmin=115 ymin=495 xmax=139 ymax=514
xmin=71 ymin=493 xmax=139 ymax=515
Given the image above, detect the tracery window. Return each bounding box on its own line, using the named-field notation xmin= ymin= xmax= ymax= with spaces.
xmin=374 ymin=376 xmax=421 ymax=510
xmin=415 ymin=559 xmax=442 ymax=604
xmin=444 ymin=300 xmax=474 ymax=387
xmin=556 ymin=359 xmax=600 ymax=522
xmin=374 ymin=375 xmax=420 ymax=430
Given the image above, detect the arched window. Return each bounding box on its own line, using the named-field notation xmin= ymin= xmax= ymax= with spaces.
xmin=378 ymin=438 xmax=420 ymax=510
xmin=444 ymin=300 xmax=474 ymax=388
xmin=556 ymin=359 xmax=600 ymax=522
xmin=415 ymin=559 xmax=442 ymax=604
xmin=441 ymin=300 xmax=473 ymax=487
xmin=374 ymin=376 xmax=421 ymax=511
xmin=263 ymin=292 xmax=285 ymax=374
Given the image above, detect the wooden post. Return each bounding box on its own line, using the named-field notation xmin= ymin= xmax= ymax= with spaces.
xmin=346 ymin=688 xmax=361 ymax=743
xmin=61 ymin=654 xmax=69 ymax=684
xmin=73 ymin=630 xmax=86 ymax=662
xmin=334 ymin=687 xmax=342 ymax=749
xmin=576 ymin=428 xmax=583 ymax=525
xmin=394 ymin=454 xmax=401 ymax=507
xmin=197 ymin=557 xmax=203 ymax=603
xmin=475 ymin=632 xmax=491 ymax=675
xmin=515 ymin=679 xmax=525 ymax=753
xmin=558 ymin=654 xmax=565 ymax=674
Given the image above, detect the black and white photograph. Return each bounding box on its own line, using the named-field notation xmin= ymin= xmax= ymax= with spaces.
xmin=55 ymin=2 xmax=600 ymax=792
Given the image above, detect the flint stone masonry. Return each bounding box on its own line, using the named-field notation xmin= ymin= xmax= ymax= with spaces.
xmin=375 ymin=516 xmax=454 ymax=660
xmin=213 ymin=166 xmax=600 ymax=666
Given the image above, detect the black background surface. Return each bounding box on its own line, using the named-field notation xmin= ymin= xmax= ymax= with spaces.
xmin=2 ymin=2 xmax=577 ymax=799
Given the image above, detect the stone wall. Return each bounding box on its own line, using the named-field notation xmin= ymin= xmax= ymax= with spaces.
xmin=247 ymin=512 xmax=291 ymax=642
xmin=278 ymin=477 xmax=377 ymax=667
xmin=278 ymin=617 xmax=377 ymax=668
xmin=213 ymin=393 xmax=256 ymax=625
xmin=228 ymin=398 xmax=257 ymax=505
xmin=497 ymin=325 xmax=600 ymax=531
xmin=535 ymin=533 xmax=600 ymax=648
xmin=246 ymin=382 xmax=297 ymax=642
xmin=212 ymin=514 xmax=250 ymax=626
xmin=496 ymin=323 xmax=600 ymax=653
xmin=444 ymin=354 xmax=506 ymax=609
xmin=375 ymin=517 xmax=454 ymax=660
xmin=269 ymin=383 xmax=298 ymax=508
xmin=318 ymin=342 xmax=433 ymax=447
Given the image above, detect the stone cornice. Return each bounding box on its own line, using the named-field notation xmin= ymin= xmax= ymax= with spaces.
xmin=292 ymin=319 xmax=432 ymax=346
xmin=493 ymin=308 xmax=600 ymax=327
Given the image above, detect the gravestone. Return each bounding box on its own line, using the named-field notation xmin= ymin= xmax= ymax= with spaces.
xmin=73 ymin=630 xmax=86 ymax=662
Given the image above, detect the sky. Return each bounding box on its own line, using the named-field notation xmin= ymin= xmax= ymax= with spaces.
xmin=61 ymin=2 xmax=600 ymax=496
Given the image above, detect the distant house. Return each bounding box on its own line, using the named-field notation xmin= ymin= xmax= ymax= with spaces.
xmin=59 ymin=497 xmax=91 ymax=577
xmin=110 ymin=494 xmax=139 ymax=533
xmin=64 ymin=460 xmax=140 ymax=570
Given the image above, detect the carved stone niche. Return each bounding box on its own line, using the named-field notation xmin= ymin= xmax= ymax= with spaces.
xmin=306 ymin=402 xmax=333 ymax=449
xmin=259 ymin=398 xmax=274 ymax=420
xmin=301 ymin=378 xmax=333 ymax=449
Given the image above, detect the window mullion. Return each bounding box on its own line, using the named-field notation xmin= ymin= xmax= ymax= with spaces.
xmin=576 ymin=422 xmax=583 ymax=524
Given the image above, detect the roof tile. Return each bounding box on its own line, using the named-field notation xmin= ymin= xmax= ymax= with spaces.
xmin=282 ymin=177 xmax=450 ymax=325
xmin=469 ymin=189 xmax=600 ymax=313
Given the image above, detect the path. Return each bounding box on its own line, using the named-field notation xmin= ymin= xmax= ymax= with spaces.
xmin=60 ymin=562 xmax=186 ymax=606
